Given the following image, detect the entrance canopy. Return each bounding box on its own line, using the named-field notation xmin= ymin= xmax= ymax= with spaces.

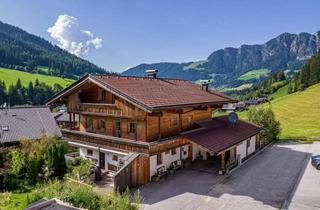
xmin=183 ymin=116 xmax=261 ymax=155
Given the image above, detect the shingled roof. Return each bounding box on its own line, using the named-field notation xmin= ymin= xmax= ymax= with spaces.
xmin=0 ymin=107 xmax=61 ymax=144
xmin=46 ymin=74 xmax=236 ymax=112
xmin=183 ymin=116 xmax=261 ymax=154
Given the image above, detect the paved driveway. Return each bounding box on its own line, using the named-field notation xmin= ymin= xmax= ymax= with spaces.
xmin=139 ymin=142 xmax=320 ymax=210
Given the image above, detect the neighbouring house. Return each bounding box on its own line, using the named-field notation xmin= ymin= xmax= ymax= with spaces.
xmin=26 ymin=198 xmax=79 ymax=210
xmin=53 ymin=110 xmax=79 ymax=128
xmin=45 ymin=71 xmax=262 ymax=191
xmin=221 ymin=103 xmax=236 ymax=112
xmin=0 ymin=106 xmax=61 ymax=145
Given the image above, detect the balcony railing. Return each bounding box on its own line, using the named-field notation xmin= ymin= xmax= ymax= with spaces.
xmin=70 ymin=103 xmax=144 ymax=118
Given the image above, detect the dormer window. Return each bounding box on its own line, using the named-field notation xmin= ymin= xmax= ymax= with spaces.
xmin=1 ymin=126 xmax=9 ymax=131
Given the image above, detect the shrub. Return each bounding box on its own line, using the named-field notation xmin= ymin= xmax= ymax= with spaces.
xmin=29 ymin=181 xmax=100 ymax=210
xmin=248 ymin=107 xmax=281 ymax=143
xmin=26 ymin=156 xmax=44 ymax=185
xmin=3 ymin=172 xmax=20 ymax=191
xmin=101 ymin=189 xmax=141 ymax=210
xmin=46 ymin=143 xmax=67 ymax=179
xmin=67 ymin=158 xmax=92 ymax=182
xmin=11 ymin=149 xmax=26 ymax=176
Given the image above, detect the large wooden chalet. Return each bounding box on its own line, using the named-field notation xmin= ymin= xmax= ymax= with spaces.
xmin=46 ymin=71 xmax=262 ymax=190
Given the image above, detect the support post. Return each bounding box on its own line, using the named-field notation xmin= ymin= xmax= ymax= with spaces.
xmin=158 ymin=112 xmax=161 ymax=140
xmin=220 ymin=152 xmax=225 ymax=171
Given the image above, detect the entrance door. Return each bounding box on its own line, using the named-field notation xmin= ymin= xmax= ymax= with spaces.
xmin=99 ymin=152 xmax=105 ymax=169
xmin=115 ymin=120 xmax=121 ymax=137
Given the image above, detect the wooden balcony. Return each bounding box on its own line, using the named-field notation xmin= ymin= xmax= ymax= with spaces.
xmin=70 ymin=103 xmax=145 ymax=119
xmin=62 ymin=129 xmax=150 ymax=154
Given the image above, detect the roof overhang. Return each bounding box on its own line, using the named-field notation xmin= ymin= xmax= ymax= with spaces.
xmin=45 ymin=74 xmax=237 ymax=113
xmin=45 ymin=74 xmax=154 ymax=113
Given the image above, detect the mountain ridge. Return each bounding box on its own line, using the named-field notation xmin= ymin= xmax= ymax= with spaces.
xmin=122 ymin=31 xmax=320 ymax=88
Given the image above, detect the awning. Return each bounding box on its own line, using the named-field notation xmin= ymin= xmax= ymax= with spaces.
xmin=183 ymin=116 xmax=261 ymax=155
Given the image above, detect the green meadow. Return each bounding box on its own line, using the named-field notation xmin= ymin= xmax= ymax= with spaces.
xmin=239 ymin=83 xmax=320 ymax=140
xmin=0 ymin=67 xmax=74 ymax=88
xmin=238 ymin=68 xmax=270 ymax=81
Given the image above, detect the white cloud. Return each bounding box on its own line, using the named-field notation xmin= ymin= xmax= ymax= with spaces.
xmin=47 ymin=14 xmax=102 ymax=57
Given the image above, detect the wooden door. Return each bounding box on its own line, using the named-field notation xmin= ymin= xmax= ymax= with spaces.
xmin=99 ymin=152 xmax=105 ymax=169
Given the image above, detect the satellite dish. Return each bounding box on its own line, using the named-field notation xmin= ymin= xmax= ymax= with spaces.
xmin=228 ymin=112 xmax=238 ymax=124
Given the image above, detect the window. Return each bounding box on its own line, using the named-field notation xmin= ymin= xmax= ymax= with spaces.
xmin=86 ymin=117 xmax=93 ymax=129
xmin=170 ymin=118 xmax=178 ymax=127
xmin=171 ymin=148 xmax=177 ymax=155
xmin=98 ymin=119 xmax=106 ymax=130
xmin=188 ymin=116 xmax=193 ymax=128
xmin=101 ymin=90 xmax=107 ymax=101
xmin=87 ymin=149 xmax=93 ymax=156
xmin=112 ymin=155 xmax=118 ymax=161
xmin=128 ymin=122 xmax=136 ymax=134
xmin=156 ymin=153 xmax=162 ymax=165
xmin=247 ymin=139 xmax=251 ymax=148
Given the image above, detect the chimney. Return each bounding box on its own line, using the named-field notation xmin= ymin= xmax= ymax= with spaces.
xmin=199 ymin=80 xmax=211 ymax=91
xmin=146 ymin=69 xmax=158 ymax=78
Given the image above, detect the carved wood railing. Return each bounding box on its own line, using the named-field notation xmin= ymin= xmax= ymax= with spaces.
xmin=70 ymin=103 xmax=145 ymax=118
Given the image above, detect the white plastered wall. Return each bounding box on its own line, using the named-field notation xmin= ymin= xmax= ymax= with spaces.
xmin=149 ymin=145 xmax=189 ymax=178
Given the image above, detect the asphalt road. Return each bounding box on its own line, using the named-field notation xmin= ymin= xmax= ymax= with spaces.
xmin=139 ymin=142 xmax=320 ymax=210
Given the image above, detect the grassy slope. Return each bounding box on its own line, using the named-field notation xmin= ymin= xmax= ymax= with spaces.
xmin=268 ymin=83 xmax=289 ymax=100
xmin=238 ymin=68 xmax=270 ymax=81
xmin=239 ymin=83 xmax=320 ymax=139
xmin=0 ymin=67 xmax=74 ymax=88
xmin=220 ymin=83 xmax=252 ymax=92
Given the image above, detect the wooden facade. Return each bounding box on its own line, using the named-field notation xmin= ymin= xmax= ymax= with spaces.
xmin=52 ymin=79 xmax=228 ymax=188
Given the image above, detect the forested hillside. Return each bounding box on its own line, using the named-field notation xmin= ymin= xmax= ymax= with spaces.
xmin=0 ymin=21 xmax=107 ymax=79
xmin=235 ymin=50 xmax=320 ymax=100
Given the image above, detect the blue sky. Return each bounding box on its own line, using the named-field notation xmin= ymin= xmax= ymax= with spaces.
xmin=0 ymin=0 xmax=319 ymax=72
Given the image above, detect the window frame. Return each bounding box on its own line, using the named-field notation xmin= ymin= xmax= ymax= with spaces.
xmin=86 ymin=117 xmax=93 ymax=129
xmin=171 ymin=148 xmax=177 ymax=155
xmin=170 ymin=117 xmax=178 ymax=127
xmin=98 ymin=119 xmax=106 ymax=130
xmin=87 ymin=149 xmax=93 ymax=156
xmin=247 ymin=139 xmax=251 ymax=148
xmin=112 ymin=155 xmax=118 ymax=161
xmin=156 ymin=153 xmax=163 ymax=165
xmin=101 ymin=90 xmax=107 ymax=101
xmin=128 ymin=121 xmax=137 ymax=134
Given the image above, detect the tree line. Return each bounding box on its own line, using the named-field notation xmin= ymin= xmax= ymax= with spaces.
xmin=288 ymin=50 xmax=320 ymax=93
xmin=236 ymin=71 xmax=288 ymax=100
xmin=0 ymin=21 xmax=108 ymax=79
xmin=0 ymin=78 xmax=63 ymax=106
xmin=236 ymin=50 xmax=320 ymax=100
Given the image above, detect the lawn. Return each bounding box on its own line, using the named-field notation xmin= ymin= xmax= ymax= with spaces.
xmin=238 ymin=83 xmax=320 ymax=139
xmin=238 ymin=68 xmax=270 ymax=81
xmin=0 ymin=191 xmax=31 ymax=210
xmin=0 ymin=67 xmax=74 ymax=88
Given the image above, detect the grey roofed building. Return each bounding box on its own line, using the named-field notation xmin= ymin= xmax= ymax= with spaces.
xmin=0 ymin=106 xmax=61 ymax=144
xmin=25 ymin=198 xmax=79 ymax=210
xmin=53 ymin=110 xmax=79 ymax=123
